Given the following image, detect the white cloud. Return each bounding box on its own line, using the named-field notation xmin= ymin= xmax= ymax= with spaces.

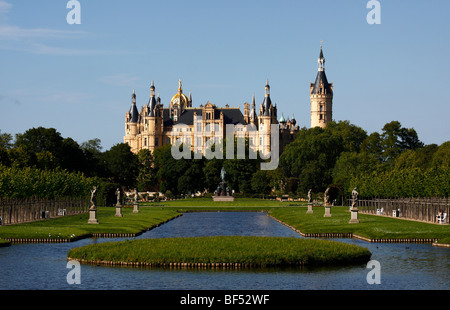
xmin=0 ymin=25 xmax=88 ymax=39
xmin=0 ymin=0 xmax=12 ymax=15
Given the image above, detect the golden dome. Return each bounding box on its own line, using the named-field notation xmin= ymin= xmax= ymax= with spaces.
xmin=170 ymin=79 xmax=189 ymax=108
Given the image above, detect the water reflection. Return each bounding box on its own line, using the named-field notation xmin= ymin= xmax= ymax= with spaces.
xmin=0 ymin=212 xmax=448 ymax=290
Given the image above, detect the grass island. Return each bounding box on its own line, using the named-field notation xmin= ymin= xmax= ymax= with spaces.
xmin=67 ymin=236 xmax=372 ymax=268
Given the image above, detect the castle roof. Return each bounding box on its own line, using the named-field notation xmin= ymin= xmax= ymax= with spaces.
xmin=162 ymin=107 xmax=246 ymax=127
xmin=311 ymin=70 xmax=333 ymax=95
xmin=148 ymin=96 xmax=157 ymax=116
xmin=130 ymin=103 xmax=139 ymax=123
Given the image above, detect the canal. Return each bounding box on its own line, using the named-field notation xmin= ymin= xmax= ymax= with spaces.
xmin=0 ymin=212 xmax=448 ymax=290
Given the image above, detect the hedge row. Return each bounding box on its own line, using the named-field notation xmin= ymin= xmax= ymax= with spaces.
xmin=0 ymin=165 xmax=95 ymax=198
xmin=349 ymin=166 xmax=449 ymax=198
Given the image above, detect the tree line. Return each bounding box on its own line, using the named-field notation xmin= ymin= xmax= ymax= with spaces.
xmin=0 ymin=120 xmax=448 ymax=203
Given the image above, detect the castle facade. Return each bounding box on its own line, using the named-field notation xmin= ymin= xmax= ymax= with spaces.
xmin=124 ymin=46 xmax=333 ymax=156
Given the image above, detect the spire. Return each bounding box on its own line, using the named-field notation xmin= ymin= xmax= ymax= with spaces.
xmin=178 ymin=79 xmax=182 ymax=93
xmin=318 ymin=41 xmax=325 ymax=72
xmin=130 ymin=89 xmax=138 ymax=123
xmin=150 ymin=80 xmax=155 ymax=97
xmin=311 ymin=43 xmax=332 ymax=95
xmin=263 ymin=80 xmax=272 ymax=116
xmin=148 ymin=81 xmax=157 ymax=116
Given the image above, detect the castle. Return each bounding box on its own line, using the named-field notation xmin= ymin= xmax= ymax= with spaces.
xmin=124 ymin=45 xmax=333 ymax=156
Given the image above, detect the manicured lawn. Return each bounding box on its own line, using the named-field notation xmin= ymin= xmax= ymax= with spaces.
xmin=67 ymin=236 xmax=372 ymax=267
xmin=0 ymin=199 xmax=448 ymax=244
xmin=269 ymin=206 xmax=450 ymax=241
xmin=0 ymin=207 xmax=179 ymax=240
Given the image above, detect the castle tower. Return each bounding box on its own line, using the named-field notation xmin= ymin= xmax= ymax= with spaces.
xmin=310 ymin=43 xmax=333 ymax=128
xmin=124 ymin=89 xmax=139 ymax=152
xmin=260 ymin=80 xmax=275 ymax=155
xmin=146 ymin=81 xmax=157 ymax=149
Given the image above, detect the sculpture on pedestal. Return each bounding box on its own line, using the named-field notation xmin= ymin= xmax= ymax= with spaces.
xmin=323 ymin=187 xmax=332 ymax=217
xmin=351 ymin=187 xmax=358 ymax=208
xmin=90 ymin=186 xmax=97 ymax=210
xmin=307 ymin=189 xmax=314 ymax=214
xmin=115 ymin=188 xmax=123 ymax=217
xmin=213 ymin=167 xmax=234 ymax=201
xmin=349 ymin=187 xmax=360 ymax=223
xmin=133 ymin=188 xmax=139 ymax=213
xmin=88 ymin=186 xmax=99 ymax=224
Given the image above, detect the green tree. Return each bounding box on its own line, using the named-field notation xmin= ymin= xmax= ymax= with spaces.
xmin=393 ymin=144 xmax=438 ymax=170
xmin=136 ymin=149 xmax=155 ymax=191
xmin=80 ymin=138 xmax=103 ymax=154
xmin=101 ymin=143 xmax=139 ymax=187
xmin=380 ymin=121 xmax=424 ymax=163
xmin=279 ymin=126 xmax=344 ymax=193
xmin=0 ymin=130 xmax=13 ymax=150
xmin=177 ymin=158 xmax=205 ymax=195
xmin=431 ymin=141 xmax=450 ymax=168
xmin=332 ymin=151 xmax=381 ymax=195
xmin=203 ymin=159 xmax=223 ymax=193
xmin=251 ymin=170 xmax=272 ymax=197
xmin=326 ymin=121 xmax=367 ymax=153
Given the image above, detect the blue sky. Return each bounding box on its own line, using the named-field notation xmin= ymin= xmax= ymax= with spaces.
xmin=0 ymin=0 xmax=449 ymax=150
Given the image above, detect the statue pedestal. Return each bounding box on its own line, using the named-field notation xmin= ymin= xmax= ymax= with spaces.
xmin=213 ymin=196 xmax=234 ymax=202
xmin=115 ymin=204 xmax=123 ymax=217
xmin=307 ymin=203 xmax=314 ymax=214
xmin=88 ymin=208 xmax=99 ymax=224
xmin=133 ymin=203 xmax=139 ymax=213
xmin=324 ymin=205 xmax=332 ymax=217
xmin=349 ymin=207 xmax=360 ymax=223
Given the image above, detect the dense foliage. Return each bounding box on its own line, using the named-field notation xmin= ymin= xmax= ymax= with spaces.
xmin=0 ymin=165 xmax=94 ymax=198
xmin=1 ymin=120 xmax=448 ymax=201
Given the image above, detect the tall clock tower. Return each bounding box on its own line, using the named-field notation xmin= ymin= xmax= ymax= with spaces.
xmin=310 ymin=43 xmax=333 ymax=128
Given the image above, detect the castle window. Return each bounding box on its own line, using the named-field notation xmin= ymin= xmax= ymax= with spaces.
xmin=144 ymin=138 xmax=147 ymax=146
xmin=320 ymin=105 xmax=323 ymax=112
xmin=155 ymin=138 xmax=159 ymax=146
xmin=320 ymin=114 xmax=323 ymax=120
xmin=197 ymin=123 xmax=202 ymax=132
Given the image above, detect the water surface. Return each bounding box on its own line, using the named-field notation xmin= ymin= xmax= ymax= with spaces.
xmin=0 ymin=211 xmax=448 ymax=290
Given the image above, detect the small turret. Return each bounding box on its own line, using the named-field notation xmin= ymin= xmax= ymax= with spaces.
xmin=130 ymin=89 xmax=139 ymax=123
xmin=148 ymin=81 xmax=157 ymax=117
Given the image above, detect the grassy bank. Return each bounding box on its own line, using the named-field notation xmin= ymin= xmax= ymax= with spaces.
xmin=67 ymin=236 xmax=372 ymax=268
xmin=0 ymin=207 xmax=179 ymax=240
xmin=0 ymin=199 xmax=448 ymax=244
xmin=0 ymin=238 xmax=11 ymax=247
xmin=269 ymin=206 xmax=450 ymax=241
